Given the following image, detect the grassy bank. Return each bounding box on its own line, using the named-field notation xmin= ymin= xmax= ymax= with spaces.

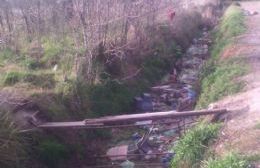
xmin=170 ymin=5 xmax=249 ymax=168
xmin=202 ymin=153 xmax=249 ymax=168
xmin=0 ymin=112 xmax=25 ymax=168
xmin=196 ymin=5 xmax=247 ymax=109
xmin=170 ymin=123 xmax=221 ymax=168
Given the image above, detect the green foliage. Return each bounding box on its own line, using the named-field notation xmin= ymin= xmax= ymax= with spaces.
xmin=218 ymin=6 xmax=246 ymax=39
xmin=197 ymin=59 xmax=248 ymax=109
xmin=87 ymin=81 xmax=135 ymax=117
xmin=0 ymin=48 xmax=18 ymax=64
xmin=41 ymin=38 xmax=63 ymax=66
xmin=197 ymin=5 xmax=247 ymax=109
xmin=0 ymin=112 xmax=25 ymax=168
xmin=254 ymin=122 xmax=260 ymax=129
xmin=2 ymin=71 xmax=56 ymax=88
xmin=201 ymin=153 xmax=249 ymax=168
xmin=31 ymin=93 xmax=70 ymax=121
xmin=37 ymin=140 xmax=69 ymax=168
xmin=171 ymin=123 xmax=221 ymax=168
xmin=23 ymin=57 xmax=44 ymax=70
xmin=142 ymin=56 xmax=171 ymax=84
xmin=3 ymin=71 xmax=23 ymax=86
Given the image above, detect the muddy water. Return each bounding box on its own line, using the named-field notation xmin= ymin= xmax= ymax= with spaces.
xmin=103 ymin=29 xmax=212 ymax=168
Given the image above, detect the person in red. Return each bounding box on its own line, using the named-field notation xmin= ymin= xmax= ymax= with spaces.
xmin=168 ymin=8 xmax=176 ymax=21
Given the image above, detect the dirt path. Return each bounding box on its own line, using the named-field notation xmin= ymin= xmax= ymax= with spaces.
xmin=212 ymin=1 xmax=260 ymax=166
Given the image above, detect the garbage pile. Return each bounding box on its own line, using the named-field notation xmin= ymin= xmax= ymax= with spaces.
xmin=135 ymin=28 xmax=211 ymax=113
xmin=107 ymin=28 xmax=212 ymax=168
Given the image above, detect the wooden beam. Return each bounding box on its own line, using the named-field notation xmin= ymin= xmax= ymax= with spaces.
xmin=38 ymin=109 xmax=228 ymax=129
xmin=84 ymin=109 xmax=228 ymax=125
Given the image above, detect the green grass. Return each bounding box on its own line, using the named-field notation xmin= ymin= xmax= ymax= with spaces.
xmin=2 ymin=71 xmax=56 ymax=89
xmin=201 ymin=153 xmax=249 ymax=168
xmin=254 ymin=122 xmax=260 ymax=129
xmin=170 ymin=123 xmax=221 ymax=168
xmin=196 ymin=5 xmax=247 ymax=109
xmin=197 ymin=59 xmax=248 ymax=109
xmin=37 ymin=139 xmax=69 ymax=168
xmin=0 ymin=112 xmax=25 ymax=168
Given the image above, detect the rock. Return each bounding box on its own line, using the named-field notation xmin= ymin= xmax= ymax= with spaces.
xmin=134 ymin=96 xmax=153 ymax=112
xmin=163 ymin=129 xmax=177 ymax=137
xmin=132 ymin=132 xmax=141 ymax=141
xmin=120 ymin=160 xmax=135 ymax=168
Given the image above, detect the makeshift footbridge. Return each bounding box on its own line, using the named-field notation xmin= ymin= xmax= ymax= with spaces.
xmin=37 ymin=108 xmax=228 ymax=129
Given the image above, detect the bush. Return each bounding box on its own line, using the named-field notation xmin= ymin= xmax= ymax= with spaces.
xmin=87 ymin=80 xmax=135 ymax=117
xmin=142 ymin=56 xmax=171 ymax=84
xmin=41 ymin=38 xmax=63 ymax=66
xmin=30 ymin=93 xmax=71 ymax=121
xmin=0 ymin=48 xmax=17 ymax=63
xmin=37 ymin=140 xmax=69 ymax=168
xmin=23 ymin=58 xmax=44 ymax=70
xmin=2 ymin=71 xmax=56 ymax=88
xmin=171 ymin=123 xmax=221 ymax=168
xmin=0 ymin=112 xmax=25 ymax=168
xmin=202 ymin=153 xmax=249 ymax=168
xmin=3 ymin=71 xmax=24 ymax=86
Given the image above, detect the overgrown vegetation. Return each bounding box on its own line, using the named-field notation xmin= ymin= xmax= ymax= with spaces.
xmin=197 ymin=5 xmax=247 ymax=109
xmin=170 ymin=123 xmax=221 ymax=168
xmin=197 ymin=58 xmax=248 ymax=108
xmin=0 ymin=112 xmax=25 ymax=168
xmin=37 ymin=139 xmax=69 ymax=168
xmin=202 ymin=153 xmax=249 ymax=168
xmin=2 ymin=71 xmax=56 ymax=89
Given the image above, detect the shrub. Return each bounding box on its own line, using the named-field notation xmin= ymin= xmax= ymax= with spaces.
xmin=0 ymin=48 xmax=17 ymax=63
xmin=37 ymin=140 xmax=69 ymax=168
xmin=23 ymin=57 xmax=44 ymax=70
xmin=87 ymin=80 xmax=135 ymax=117
xmin=23 ymin=72 xmax=56 ymax=89
xmin=201 ymin=153 xmax=249 ymax=168
xmin=41 ymin=38 xmax=62 ymax=66
xmin=30 ymin=93 xmax=71 ymax=121
xmin=0 ymin=112 xmax=25 ymax=168
xmin=171 ymin=123 xmax=221 ymax=168
xmin=2 ymin=71 xmax=56 ymax=89
xmin=142 ymin=56 xmax=171 ymax=84
xmin=3 ymin=71 xmax=24 ymax=86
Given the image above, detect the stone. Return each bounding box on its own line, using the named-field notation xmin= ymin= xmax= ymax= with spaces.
xmin=120 ymin=160 xmax=135 ymax=168
xmin=107 ymin=145 xmax=128 ymax=161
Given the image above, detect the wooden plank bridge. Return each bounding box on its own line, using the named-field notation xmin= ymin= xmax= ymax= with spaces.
xmin=37 ymin=109 xmax=228 ymax=129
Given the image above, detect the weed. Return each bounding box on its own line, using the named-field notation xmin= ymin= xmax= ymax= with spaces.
xmin=254 ymin=122 xmax=260 ymax=129
xmin=2 ymin=71 xmax=56 ymax=88
xmin=201 ymin=153 xmax=249 ymax=168
xmin=0 ymin=48 xmax=18 ymax=63
xmin=0 ymin=112 xmax=25 ymax=168
xmin=197 ymin=59 xmax=248 ymax=109
xmin=41 ymin=38 xmax=62 ymax=66
xmin=170 ymin=123 xmax=221 ymax=168
xmin=37 ymin=140 xmax=69 ymax=168
xmin=197 ymin=5 xmax=247 ymax=109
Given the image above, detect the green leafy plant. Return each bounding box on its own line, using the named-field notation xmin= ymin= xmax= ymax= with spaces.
xmin=0 ymin=112 xmax=25 ymax=168
xmin=202 ymin=153 xmax=249 ymax=168
xmin=197 ymin=5 xmax=247 ymax=109
xmin=37 ymin=140 xmax=69 ymax=168
xmin=171 ymin=123 xmax=221 ymax=168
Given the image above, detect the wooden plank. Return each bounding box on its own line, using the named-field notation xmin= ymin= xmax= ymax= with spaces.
xmin=38 ymin=121 xmax=101 ymax=128
xmin=38 ymin=109 xmax=228 ymax=129
xmin=84 ymin=109 xmax=228 ymax=125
